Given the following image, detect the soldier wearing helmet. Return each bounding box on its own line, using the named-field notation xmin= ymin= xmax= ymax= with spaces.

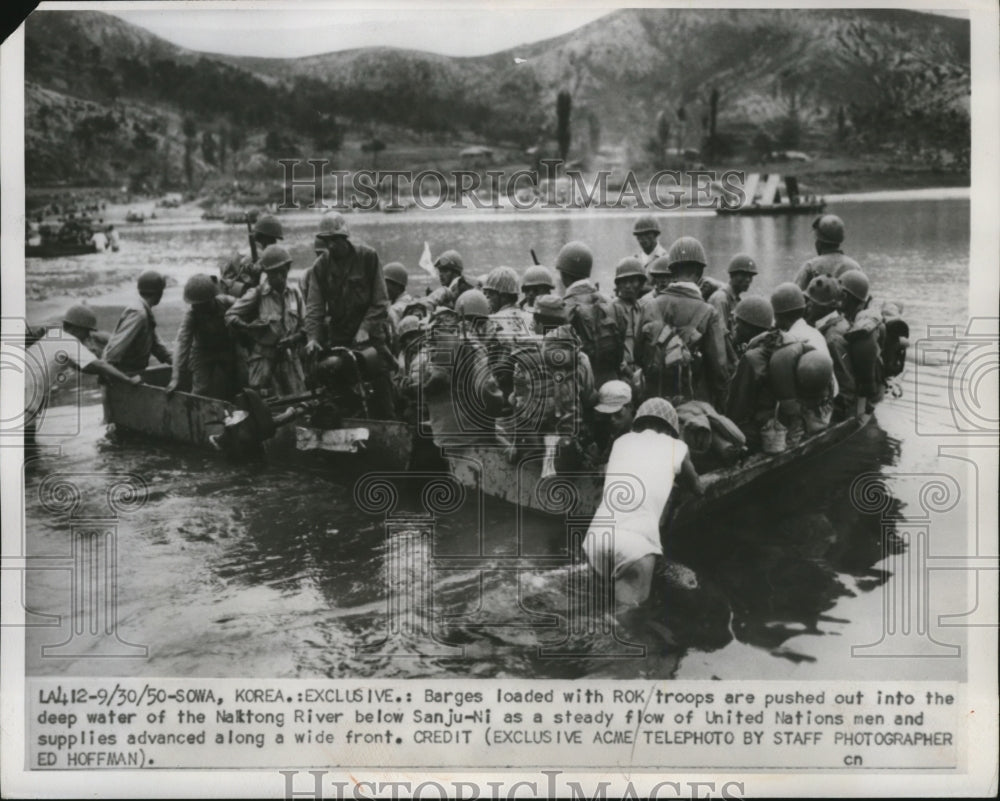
xmin=225 ymin=245 xmax=307 ymax=398
xmin=645 ymin=255 xmax=673 ymax=296
xmin=611 ymin=257 xmax=646 ymax=375
xmin=631 ymin=215 xmax=667 ymax=270
xmin=555 ymin=241 xmax=623 ymax=386
xmin=168 ymin=274 xmax=239 ymax=400
xmin=21 ymin=305 xmax=139 ymax=441
xmin=582 ymin=396 xmax=702 ymax=606
xmin=102 ymin=270 xmax=173 ymax=375
xmin=423 ymin=250 xmax=471 ymax=311
xmin=305 ymin=211 xmax=394 ymax=418
xmin=838 ymin=269 xmax=884 ymax=413
xmin=635 ymin=237 xmax=730 ymax=407
xmin=708 ymin=254 xmax=758 ymax=372
xmin=804 ymin=275 xmax=856 ymax=419
xmin=725 ymin=296 xmax=782 ymax=450
xmin=483 ymin=266 xmax=532 ymax=334
xmin=793 ymin=214 xmax=862 ymax=291
xmin=518 ymin=264 xmax=556 ymax=314
xmin=219 ymin=213 xmax=284 ymax=298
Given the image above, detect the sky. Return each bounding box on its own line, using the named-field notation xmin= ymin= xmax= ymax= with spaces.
xmin=103 ymin=4 xmax=969 ymax=60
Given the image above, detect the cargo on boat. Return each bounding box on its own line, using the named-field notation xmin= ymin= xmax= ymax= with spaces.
xmin=717 ymin=173 xmax=825 ymax=216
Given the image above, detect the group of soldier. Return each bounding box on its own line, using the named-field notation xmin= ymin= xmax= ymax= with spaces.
xmin=32 ymin=208 xmax=900 ymax=470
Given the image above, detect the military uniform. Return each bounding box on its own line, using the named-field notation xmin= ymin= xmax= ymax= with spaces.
xmin=562 ymin=279 xmax=622 ymax=386
xmin=793 ymin=251 xmax=862 ymax=291
xmin=219 ymin=252 xmax=261 ymax=298
xmin=725 ymin=329 xmax=782 ymax=449
xmin=226 ymin=279 xmax=307 ymax=397
xmin=102 ymin=297 xmax=171 ymax=374
xmin=172 ymin=296 xmax=239 ymax=400
xmin=815 ymin=310 xmax=856 ymax=419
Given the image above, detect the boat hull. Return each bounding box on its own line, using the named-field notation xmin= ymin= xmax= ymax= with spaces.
xmin=442 ymin=416 xmax=869 ymax=523
xmin=102 ymin=365 xmax=413 ymax=470
xmin=26 ymin=242 xmax=99 ymax=258
xmin=716 ymin=202 xmax=826 ymax=217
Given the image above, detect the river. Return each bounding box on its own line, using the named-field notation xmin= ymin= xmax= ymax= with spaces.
xmin=22 ymin=197 xmax=973 ymax=680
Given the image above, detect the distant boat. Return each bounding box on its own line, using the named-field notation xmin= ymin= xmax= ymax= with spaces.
xmin=26 ymin=241 xmax=99 ymax=258
xmin=717 ymin=173 xmax=825 ymax=216
xmin=125 ymin=211 xmax=146 ymax=223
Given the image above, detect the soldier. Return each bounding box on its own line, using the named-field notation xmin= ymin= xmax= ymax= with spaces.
xmin=585 ymin=379 xmax=636 ymax=468
xmin=555 ymin=241 xmax=623 ymax=386
xmin=424 ymin=250 xmax=469 ymax=309
xmin=21 ymin=305 xmax=139 ymax=441
xmin=384 ymin=262 xmax=413 ymax=319
xmin=635 ymin=237 xmax=730 ymax=408
xmin=518 ymin=265 xmax=556 ymax=315
xmin=839 ymin=269 xmax=884 ymax=413
xmin=804 ymin=275 xmax=855 ymax=420
xmin=168 ymin=275 xmax=239 ymax=400
xmin=304 ymin=212 xmax=394 ymax=419
xmin=725 ymin=297 xmax=780 ymax=449
xmin=226 ymin=245 xmax=307 ymax=398
xmin=793 ymin=214 xmax=862 ymax=290
xmin=709 ymin=254 xmax=758 ymax=372
xmin=645 ymin=256 xmax=673 ymax=298
xmin=102 ymin=270 xmax=172 ymax=375
xmin=455 ymin=289 xmax=495 ymax=344
xmin=611 ymin=257 xmax=645 ymax=375
xmin=219 ymin=214 xmax=284 ymax=298
xmin=484 ymin=266 xmax=532 ymax=334
xmin=632 ymin=215 xmax=667 ymax=270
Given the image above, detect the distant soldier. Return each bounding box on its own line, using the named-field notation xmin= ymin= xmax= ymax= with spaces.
xmin=635 ymin=237 xmax=730 ymax=407
xmin=304 ymin=212 xmax=394 ymax=419
xmin=632 ymin=215 xmax=667 ymax=270
xmin=219 ymin=214 xmax=284 ymax=298
xmin=21 ymin=305 xmax=139 ymax=441
xmin=518 ymin=265 xmax=556 ymax=315
xmin=226 ymin=245 xmax=307 ymax=398
xmin=168 ymin=275 xmax=239 ymax=400
xmin=611 ymin=257 xmax=646 ymax=374
xmin=793 ymin=214 xmax=862 ymax=291
xmin=555 ymin=241 xmax=623 ymax=386
xmin=102 ymin=270 xmax=172 ymax=375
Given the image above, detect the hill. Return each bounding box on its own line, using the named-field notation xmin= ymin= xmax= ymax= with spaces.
xmin=23 ymin=8 xmax=970 ymax=190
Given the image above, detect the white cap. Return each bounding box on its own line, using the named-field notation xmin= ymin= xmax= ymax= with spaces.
xmin=594 ymin=380 xmax=633 ymax=413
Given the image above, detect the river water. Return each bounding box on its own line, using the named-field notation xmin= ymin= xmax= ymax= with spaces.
xmin=22 ymin=197 xmax=974 ymax=680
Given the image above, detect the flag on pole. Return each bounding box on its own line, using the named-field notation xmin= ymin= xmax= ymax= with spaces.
xmin=418 ymin=241 xmax=436 ymax=276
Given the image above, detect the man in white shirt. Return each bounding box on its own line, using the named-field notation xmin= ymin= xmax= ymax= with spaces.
xmin=583 ymin=398 xmax=702 ymax=607
xmin=21 ymin=305 xmax=139 ymax=440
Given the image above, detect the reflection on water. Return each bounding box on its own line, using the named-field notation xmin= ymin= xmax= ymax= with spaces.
xmin=23 ymin=199 xmax=970 ymax=679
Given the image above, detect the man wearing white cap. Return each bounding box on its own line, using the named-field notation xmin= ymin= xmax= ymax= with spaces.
xmin=583 ymin=398 xmax=703 ymax=607
xmin=586 ymin=379 xmax=635 ymax=468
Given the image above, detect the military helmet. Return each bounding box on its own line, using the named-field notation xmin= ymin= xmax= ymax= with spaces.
xmin=521 ymin=264 xmax=555 ymax=290
xmin=614 ymin=257 xmax=645 ymax=282
xmin=812 ymin=214 xmax=845 ymax=245
xmin=770 ymin=282 xmax=806 ymax=314
xmin=183 ymin=274 xmax=220 ymax=304
xmin=796 ymin=350 xmax=835 ymax=400
xmin=805 ymin=275 xmax=841 ymax=307
xmin=383 ymin=262 xmax=409 ymax=288
xmin=397 ymin=315 xmax=423 ymax=341
xmin=632 ymin=215 xmax=660 ymax=235
xmin=554 ymin=241 xmax=593 ymax=280
xmin=434 ymin=250 xmax=464 ymax=274
xmin=259 ymin=244 xmax=293 ymax=272
xmin=455 ymin=289 xmax=491 ymax=319
xmin=253 ymin=214 xmax=284 ymax=241
xmin=533 ymin=294 xmax=567 ymax=323
xmin=667 ymin=236 xmax=707 ymax=270
xmin=648 ymin=255 xmax=673 ymax=276
xmin=62 ymin=304 xmax=98 ymax=330
xmin=734 ymin=296 xmax=774 ymax=330
xmin=839 ymin=269 xmax=870 ymax=302
xmin=727 ymin=254 xmax=758 ymax=275
xmin=634 ymin=397 xmax=680 ymax=436
xmin=317 ymin=212 xmax=350 ymax=239
xmin=483 ymin=266 xmax=519 ymax=296
xmin=137 ymin=270 xmax=166 ymax=294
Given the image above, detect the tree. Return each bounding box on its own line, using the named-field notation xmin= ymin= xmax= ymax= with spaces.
xmin=201 ymin=131 xmax=217 ymax=166
xmin=182 ymin=117 xmax=197 ymax=187
xmin=556 ymin=90 xmax=572 ymax=164
xmin=587 ymin=109 xmax=601 ymax=155
xmin=655 ymin=109 xmax=671 ymax=163
xmin=705 ymin=87 xmax=720 ymax=161
xmin=218 ymin=127 xmax=228 ymax=171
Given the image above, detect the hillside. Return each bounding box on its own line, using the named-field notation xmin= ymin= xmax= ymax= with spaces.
xmin=23 ymin=8 xmax=970 ymax=190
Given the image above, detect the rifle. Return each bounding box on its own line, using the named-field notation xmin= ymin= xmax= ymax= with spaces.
xmin=530 ymin=249 xmax=540 ymax=266
xmin=245 ymin=213 xmax=258 ymax=263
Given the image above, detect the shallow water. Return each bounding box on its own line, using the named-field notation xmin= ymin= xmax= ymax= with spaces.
xmin=22 ymin=198 xmax=973 ymax=679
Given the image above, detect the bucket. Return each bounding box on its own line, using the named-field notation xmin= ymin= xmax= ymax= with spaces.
xmin=761 ymin=403 xmax=787 ymax=454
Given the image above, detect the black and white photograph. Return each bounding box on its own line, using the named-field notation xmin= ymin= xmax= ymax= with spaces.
xmin=1 ymin=0 xmax=997 ymax=796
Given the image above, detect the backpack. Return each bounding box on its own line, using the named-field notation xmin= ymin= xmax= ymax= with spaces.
xmin=566 ymin=293 xmax=622 ymax=384
xmin=640 ymin=318 xmax=701 ymax=402
xmin=881 ymin=308 xmax=909 ymax=379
